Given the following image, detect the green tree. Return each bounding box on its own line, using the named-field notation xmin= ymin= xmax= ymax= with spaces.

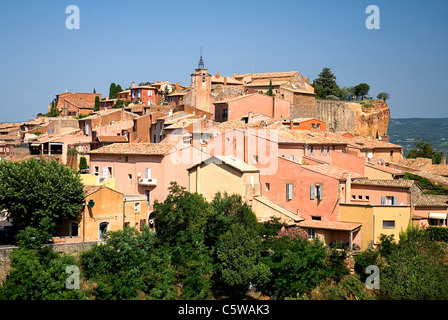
xmin=0 ymin=159 xmax=85 ymax=234
xmin=78 ymin=156 xmax=88 ymax=172
xmin=259 ymin=229 xmax=329 ymax=299
xmin=94 ymin=96 xmax=100 ymax=112
xmin=312 ymin=67 xmax=341 ymax=99
xmin=406 ymin=139 xmax=445 ymax=164
xmin=340 ymin=86 xmax=355 ymax=100
xmin=379 ymin=226 xmax=448 ymax=300
xmin=109 ymin=83 xmax=122 ymax=99
xmin=0 ymin=227 xmax=86 ymax=300
xmin=377 ymin=92 xmax=389 ymax=101
xmin=215 ymin=224 xmax=270 ymax=298
xmin=266 ymin=80 xmax=275 ymax=97
xmin=354 ymin=83 xmax=370 ymax=99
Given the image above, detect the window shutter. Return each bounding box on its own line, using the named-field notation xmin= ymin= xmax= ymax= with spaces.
xmin=381 ymin=196 xmax=386 ymax=205
xmin=145 ymin=168 xmax=151 ymax=179
xmin=286 ymin=184 xmax=293 ymax=200
xmin=310 ymin=185 xmax=315 ymax=200
xmin=393 ymin=196 xmax=398 ymax=205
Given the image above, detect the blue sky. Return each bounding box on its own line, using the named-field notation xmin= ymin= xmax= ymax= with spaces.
xmin=0 ymin=0 xmax=447 ymax=122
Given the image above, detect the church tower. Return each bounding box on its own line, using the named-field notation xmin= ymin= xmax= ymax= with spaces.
xmin=190 ymin=51 xmax=212 ymax=113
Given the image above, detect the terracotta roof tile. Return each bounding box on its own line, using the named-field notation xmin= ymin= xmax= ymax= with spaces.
xmin=351 ymin=179 xmax=415 ymax=188
xmin=298 ymin=219 xmax=362 ymax=231
xmin=97 ymin=136 xmax=128 ymax=143
xmin=303 ymin=164 xmax=363 ymax=180
xmin=89 ymin=143 xmax=177 ymax=156
xmin=416 ymin=194 xmax=448 ymax=207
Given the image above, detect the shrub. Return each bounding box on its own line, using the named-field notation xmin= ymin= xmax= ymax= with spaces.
xmin=426 ymin=226 xmax=448 ymax=242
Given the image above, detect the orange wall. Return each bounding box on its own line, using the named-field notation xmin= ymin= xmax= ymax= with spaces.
xmin=348 ymin=184 xmax=409 ymax=206
xmin=260 ymin=157 xmax=342 ymax=221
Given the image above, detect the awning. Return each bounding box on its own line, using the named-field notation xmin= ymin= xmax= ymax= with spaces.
xmin=30 ymin=143 xmax=41 ymax=146
xmin=429 ymin=213 xmax=447 ymax=220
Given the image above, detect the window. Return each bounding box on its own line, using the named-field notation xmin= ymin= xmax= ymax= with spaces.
xmin=70 ymin=223 xmax=79 ymax=236
xmin=132 ymin=90 xmax=135 ymax=99
xmin=311 ymin=185 xmax=322 ymax=200
xmin=358 ymin=195 xmax=363 ymax=200
xmin=286 ymin=183 xmax=293 ymax=200
xmin=215 ymin=109 xmax=221 ymax=120
xmin=265 ymin=183 xmax=270 ymax=191
xmin=85 ymin=124 xmax=89 ymax=136
xmin=137 ymin=89 xmax=141 ymax=98
xmin=222 ymin=108 xmax=228 ymax=119
xmin=316 ymin=123 xmax=320 ymax=129
xmin=128 ymin=174 xmax=132 ymax=180
xmin=316 ymin=185 xmax=322 ymax=200
xmin=311 ymin=216 xmax=321 ymax=221
xmin=352 ymin=195 xmax=356 ymax=200
xmin=145 ymin=190 xmax=150 ymax=205
xmin=311 ymin=123 xmax=315 ymax=129
xmin=94 ymin=166 xmax=99 ymax=176
xmin=108 ymin=167 xmax=112 ymax=178
xmin=145 ymin=168 xmax=151 ymax=179
xmin=307 ymin=228 xmax=316 ymax=239
xmin=134 ymin=202 xmax=140 ymax=213
xmin=365 ymin=195 xmax=370 ymax=201
xmin=383 ymin=220 xmax=395 ymax=229
xmin=125 ymin=156 xmax=129 ymax=162
xmin=148 ymin=90 xmax=153 ymax=97
xmin=253 ymin=155 xmax=258 ymax=164
xmin=289 ymin=155 xmax=294 ymax=161
xmin=99 ymin=222 xmax=109 ymax=239
xmin=382 ymin=196 xmax=398 ymax=205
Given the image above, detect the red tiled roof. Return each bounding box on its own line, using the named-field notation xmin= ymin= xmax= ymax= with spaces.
xmin=298 ymin=220 xmax=362 ymax=231
xmin=97 ymin=136 xmax=128 ymax=143
xmin=89 ymin=143 xmax=177 ymax=156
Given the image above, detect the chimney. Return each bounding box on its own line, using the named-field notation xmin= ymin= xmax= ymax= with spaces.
xmin=131 ymin=82 xmax=135 ymax=88
xmin=381 ymin=135 xmax=390 ymax=142
xmin=216 ymin=71 xmax=220 ymax=78
xmin=442 ymin=157 xmax=447 ymax=165
xmin=224 ymin=77 xmax=227 ymax=86
xmin=289 ymin=119 xmax=293 ymax=130
xmin=345 ymin=173 xmax=352 ymax=204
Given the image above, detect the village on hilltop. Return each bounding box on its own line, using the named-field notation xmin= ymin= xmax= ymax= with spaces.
xmin=1 ymin=55 xmax=448 ymax=251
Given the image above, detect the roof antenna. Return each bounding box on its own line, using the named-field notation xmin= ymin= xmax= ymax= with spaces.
xmin=198 ymin=46 xmax=205 ymax=69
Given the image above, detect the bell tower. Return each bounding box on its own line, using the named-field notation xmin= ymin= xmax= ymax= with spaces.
xmin=190 ymin=49 xmax=211 ymax=113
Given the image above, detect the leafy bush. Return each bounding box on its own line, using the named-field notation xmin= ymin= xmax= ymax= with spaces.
xmin=426 ymin=226 xmax=448 ymax=242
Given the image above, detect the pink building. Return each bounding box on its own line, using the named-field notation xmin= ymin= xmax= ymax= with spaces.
xmin=414 ymin=194 xmax=448 ymax=227
xmin=213 ymin=93 xmax=290 ymax=122
xmin=89 ymin=143 xmax=204 ymax=209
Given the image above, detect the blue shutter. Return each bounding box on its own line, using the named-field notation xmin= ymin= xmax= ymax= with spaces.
xmin=381 ymin=196 xmax=386 ymax=205
xmin=310 ymin=185 xmax=315 ymax=200
xmin=393 ymin=196 xmax=398 ymax=206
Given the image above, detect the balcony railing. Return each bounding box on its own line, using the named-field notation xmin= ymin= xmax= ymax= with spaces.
xmin=138 ymin=178 xmax=157 ymax=187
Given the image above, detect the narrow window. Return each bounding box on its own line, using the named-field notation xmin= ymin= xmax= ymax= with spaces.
xmin=134 ymin=202 xmax=140 ymax=213
xmin=307 ymin=228 xmax=315 ymax=239
xmin=265 ymin=183 xmax=270 ymax=191
xmin=286 ymin=183 xmax=293 ymax=200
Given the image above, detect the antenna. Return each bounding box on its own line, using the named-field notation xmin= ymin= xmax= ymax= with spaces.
xmin=198 ymin=46 xmax=205 ymax=68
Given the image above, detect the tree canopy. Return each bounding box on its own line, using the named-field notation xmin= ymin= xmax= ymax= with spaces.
xmin=406 ymin=139 xmax=445 ymax=164
xmin=312 ymin=67 xmax=341 ymax=99
xmin=0 ymin=158 xmax=85 ymax=235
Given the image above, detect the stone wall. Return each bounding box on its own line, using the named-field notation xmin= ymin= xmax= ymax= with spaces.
xmin=0 ymin=241 xmax=100 ymax=283
xmin=313 ymin=99 xmax=390 ymax=137
xmin=314 ymin=99 xmax=355 ymax=133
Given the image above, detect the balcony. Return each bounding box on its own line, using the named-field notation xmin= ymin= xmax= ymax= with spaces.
xmin=138 ymin=178 xmax=157 ymax=187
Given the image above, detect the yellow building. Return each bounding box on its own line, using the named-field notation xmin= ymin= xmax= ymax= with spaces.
xmin=339 ymin=203 xmax=412 ymax=250
xmin=54 ymin=185 xmax=149 ymax=243
xmin=188 ymin=155 xmax=261 ymax=204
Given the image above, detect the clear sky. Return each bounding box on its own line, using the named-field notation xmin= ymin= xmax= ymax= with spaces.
xmin=0 ymin=0 xmax=447 ymax=122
